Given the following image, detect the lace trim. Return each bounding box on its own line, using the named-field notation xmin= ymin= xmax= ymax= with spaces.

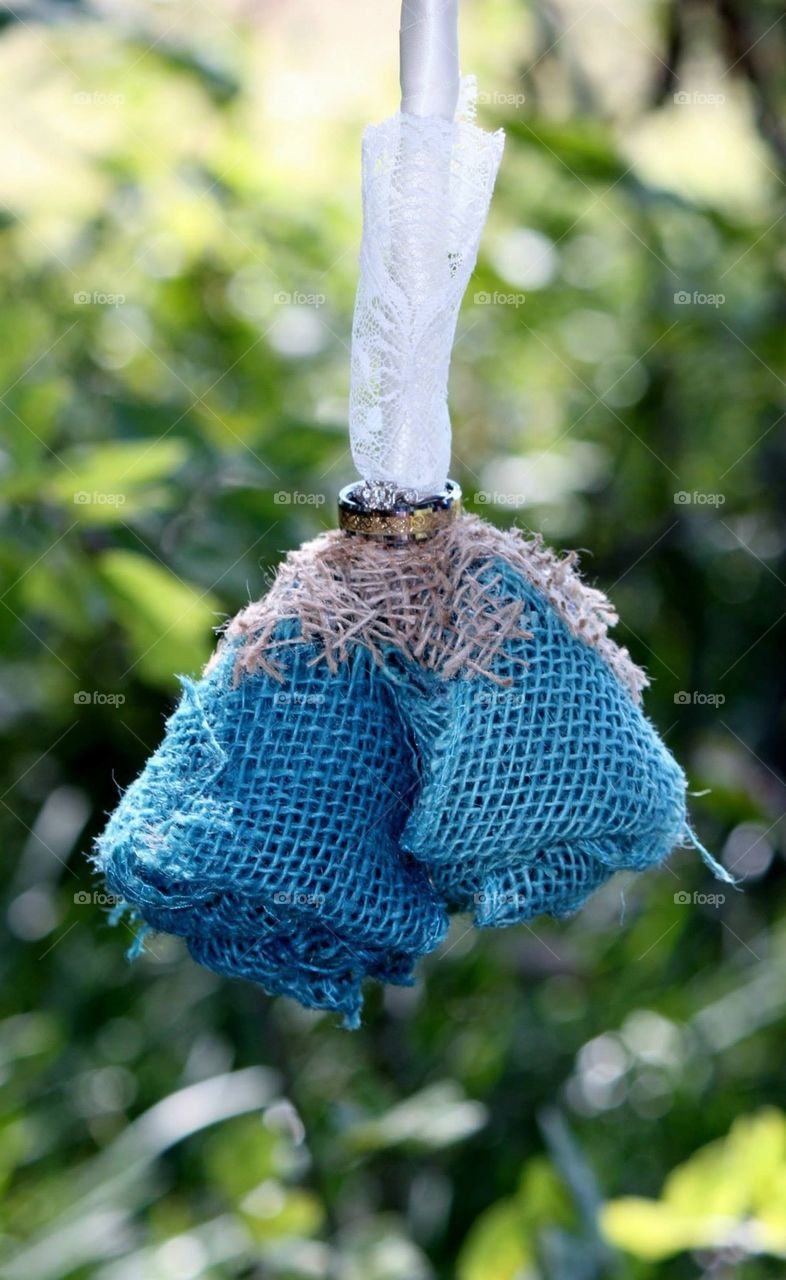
xmin=349 ymin=100 xmax=504 ymax=495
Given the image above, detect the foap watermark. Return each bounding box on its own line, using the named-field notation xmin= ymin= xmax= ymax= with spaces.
xmin=73 ymin=90 xmax=125 ymax=108
xmin=674 ymin=890 xmax=725 ymax=907
xmin=74 ymin=290 xmax=126 ymax=308
xmin=475 ymin=491 xmax=527 ymax=508
xmin=74 ymin=691 xmax=126 ymax=707
xmin=273 ymin=691 xmax=326 ymax=707
xmin=474 ymin=890 xmax=528 ymax=909
xmin=273 ymin=490 xmax=326 ymax=507
xmin=273 ymin=890 xmax=325 ymax=907
xmin=273 ymin=290 xmax=325 ymax=309
xmin=74 ymin=490 xmax=126 ymax=508
xmin=474 ymin=290 xmax=526 ymax=308
xmin=473 ymin=690 xmax=527 ymax=710
xmin=673 ymin=90 xmax=725 ymax=107
xmin=477 ymin=89 xmax=527 ymax=108
xmin=673 ymin=690 xmax=725 ymax=708
xmin=673 ymin=490 xmax=725 ymax=507
xmin=74 ymin=890 xmax=122 ymax=906
xmin=674 ymin=290 xmax=725 ymax=308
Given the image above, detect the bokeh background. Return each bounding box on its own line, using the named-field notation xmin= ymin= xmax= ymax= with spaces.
xmin=2 ymin=0 xmax=786 ymax=1276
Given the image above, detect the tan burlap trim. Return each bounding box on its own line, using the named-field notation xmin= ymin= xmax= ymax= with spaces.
xmin=212 ymin=514 xmax=646 ymax=702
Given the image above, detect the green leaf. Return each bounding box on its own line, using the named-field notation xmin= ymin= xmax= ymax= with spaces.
xmin=241 ymin=1185 xmax=324 ymax=1242
xmin=98 ymin=548 xmax=220 ymax=688
xmin=726 ymin=1109 xmax=786 ymax=1212
xmin=202 ymin=1117 xmax=280 ymax=1201
xmin=661 ymin=1138 xmax=749 ymax=1221
xmin=603 ymin=1111 xmax=786 ymax=1262
xmin=45 ymin=439 xmax=189 ymax=524
xmin=20 ymin=558 xmax=97 ymax=638
xmin=505 ymin=118 xmax=630 ymax=185
xmin=600 ymin=1198 xmax=696 ymax=1261
xmin=757 ymin=1168 xmax=786 ymax=1254
xmin=457 ymin=1198 xmax=534 ymax=1280
xmin=663 ymin=1108 xmax=786 ymax=1220
xmin=0 ymin=1118 xmax=34 ymax=1200
xmin=515 ymin=1157 xmax=574 ymax=1231
xmin=345 ymin=1082 xmax=487 ymax=1154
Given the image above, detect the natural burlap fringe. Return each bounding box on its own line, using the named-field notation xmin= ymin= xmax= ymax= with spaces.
xmin=214 ymin=514 xmax=646 ymax=702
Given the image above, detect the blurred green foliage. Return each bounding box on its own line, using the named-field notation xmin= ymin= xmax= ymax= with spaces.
xmin=1 ymin=1 xmax=785 ymax=1277
xmin=602 ymin=1109 xmax=786 ymax=1261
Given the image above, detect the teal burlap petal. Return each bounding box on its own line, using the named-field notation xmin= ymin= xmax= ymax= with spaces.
xmin=96 ymin=519 xmax=728 ymax=1022
xmin=96 ymin=636 xmax=448 ymax=1026
xmin=393 ymin=563 xmax=689 ymax=926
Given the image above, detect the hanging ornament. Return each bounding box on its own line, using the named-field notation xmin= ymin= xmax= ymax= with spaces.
xmin=96 ymin=0 xmax=730 ymax=1027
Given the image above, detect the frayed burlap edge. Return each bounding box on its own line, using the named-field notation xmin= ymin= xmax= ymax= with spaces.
xmin=209 ymin=514 xmax=647 ymax=702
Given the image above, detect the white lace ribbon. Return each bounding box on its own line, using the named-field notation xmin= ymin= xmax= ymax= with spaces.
xmin=348 ymin=2 xmax=504 ymax=498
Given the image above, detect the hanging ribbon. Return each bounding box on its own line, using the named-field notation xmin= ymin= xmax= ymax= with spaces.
xmin=349 ymin=0 xmax=504 ymax=496
xmin=399 ymin=0 xmax=460 ymax=119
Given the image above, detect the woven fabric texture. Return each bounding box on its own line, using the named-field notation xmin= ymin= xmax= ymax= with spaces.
xmin=222 ymin=515 xmax=646 ymax=701
xmin=96 ymin=516 xmax=720 ymax=1023
xmin=96 ymin=634 xmax=448 ymax=1027
xmin=349 ymin=107 xmax=504 ymax=494
xmin=396 ymin=562 xmax=689 ymax=924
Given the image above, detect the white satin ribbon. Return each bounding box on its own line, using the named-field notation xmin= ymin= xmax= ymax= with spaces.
xmin=348 ymin=0 xmax=504 ymax=496
xmin=399 ymin=0 xmax=460 ymax=120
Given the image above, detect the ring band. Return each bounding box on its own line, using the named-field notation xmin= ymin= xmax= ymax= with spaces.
xmin=338 ymin=480 xmax=462 ymax=544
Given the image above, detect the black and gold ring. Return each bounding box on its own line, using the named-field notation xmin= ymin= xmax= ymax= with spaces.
xmin=338 ymin=480 xmax=462 ymax=544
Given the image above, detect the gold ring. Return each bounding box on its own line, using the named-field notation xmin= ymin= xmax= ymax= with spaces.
xmin=338 ymin=480 xmax=462 ymax=544
xmin=337 ymin=478 xmax=460 ymax=542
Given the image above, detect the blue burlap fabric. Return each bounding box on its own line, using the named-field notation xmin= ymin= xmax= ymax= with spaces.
xmin=397 ymin=564 xmax=687 ymax=923
xmin=96 ymin=516 xmax=723 ymax=1023
xmin=98 ymin=632 xmax=447 ymax=1027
